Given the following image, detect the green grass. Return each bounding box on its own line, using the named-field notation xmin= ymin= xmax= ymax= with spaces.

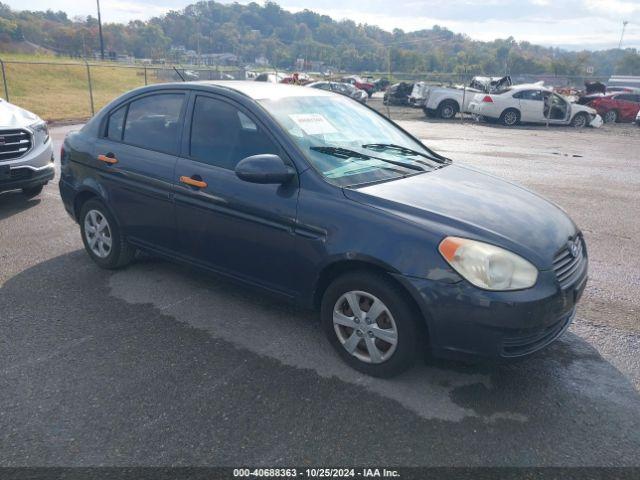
xmin=2 ymin=60 xmax=148 ymax=121
xmin=0 ymin=54 xmax=236 ymax=122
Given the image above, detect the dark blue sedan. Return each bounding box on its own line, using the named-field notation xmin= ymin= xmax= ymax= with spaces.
xmin=59 ymin=81 xmax=588 ymax=377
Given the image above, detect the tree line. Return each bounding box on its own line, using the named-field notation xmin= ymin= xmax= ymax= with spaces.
xmin=0 ymin=1 xmax=638 ymax=76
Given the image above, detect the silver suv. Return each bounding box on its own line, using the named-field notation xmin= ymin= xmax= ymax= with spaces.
xmin=0 ymin=99 xmax=54 ymax=198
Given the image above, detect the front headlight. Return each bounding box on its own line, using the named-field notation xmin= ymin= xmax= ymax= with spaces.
xmin=439 ymin=236 xmax=538 ymax=291
xmin=30 ymin=121 xmax=50 ymax=145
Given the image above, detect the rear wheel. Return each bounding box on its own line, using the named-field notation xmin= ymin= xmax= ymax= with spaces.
xmin=437 ymin=100 xmax=459 ymax=119
xmin=603 ymin=110 xmax=618 ymax=123
xmin=500 ymin=108 xmax=520 ymax=126
xmin=21 ymin=184 xmax=44 ymax=198
xmin=321 ymin=272 xmax=421 ymax=377
xmin=79 ymin=199 xmax=135 ymax=269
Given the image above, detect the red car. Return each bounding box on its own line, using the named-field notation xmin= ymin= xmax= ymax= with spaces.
xmin=588 ymin=92 xmax=640 ymax=123
xmin=341 ymin=76 xmax=375 ymax=97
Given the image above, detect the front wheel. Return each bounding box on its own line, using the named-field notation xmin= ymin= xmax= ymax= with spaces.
xmin=571 ymin=112 xmax=589 ymax=128
xmin=603 ymin=110 xmax=618 ymax=123
xmin=79 ymin=199 xmax=135 ymax=269
xmin=321 ymin=272 xmax=421 ymax=377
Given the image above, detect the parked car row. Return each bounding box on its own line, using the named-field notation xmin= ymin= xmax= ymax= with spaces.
xmin=382 ymin=76 xmax=640 ymax=128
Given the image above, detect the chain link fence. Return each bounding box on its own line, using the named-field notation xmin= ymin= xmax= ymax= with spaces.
xmin=0 ymin=58 xmax=246 ymax=122
xmin=0 ymin=58 xmax=610 ymax=123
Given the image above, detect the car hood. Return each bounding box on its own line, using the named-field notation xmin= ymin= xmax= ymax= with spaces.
xmin=573 ymin=103 xmax=597 ymax=115
xmin=343 ymin=164 xmax=577 ymax=269
xmin=0 ymin=100 xmax=40 ymax=128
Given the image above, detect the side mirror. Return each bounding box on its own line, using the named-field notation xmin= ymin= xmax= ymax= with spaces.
xmin=235 ymin=154 xmax=296 ymax=185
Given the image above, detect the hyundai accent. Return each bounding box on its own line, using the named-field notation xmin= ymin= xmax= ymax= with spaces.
xmin=59 ymin=82 xmax=588 ymax=377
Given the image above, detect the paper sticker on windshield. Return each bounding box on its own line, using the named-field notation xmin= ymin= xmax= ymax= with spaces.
xmin=289 ymin=114 xmax=337 ymax=135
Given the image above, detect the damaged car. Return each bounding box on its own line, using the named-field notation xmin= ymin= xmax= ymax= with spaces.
xmin=383 ymin=82 xmax=414 ymax=106
xmin=408 ymin=82 xmax=430 ymax=108
xmin=468 ymin=84 xmax=602 ymax=128
xmin=341 ymin=76 xmax=375 ymax=97
xmin=307 ymin=81 xmax=368 ymax=103
xmin=422 ymin=76 xmax=512 ymax=119
xmin=586 ymin=92 xmax=640 ymax=123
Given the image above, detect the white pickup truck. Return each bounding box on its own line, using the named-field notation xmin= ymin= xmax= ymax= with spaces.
xmin=422 ymin=76 xmax=512 ymax=119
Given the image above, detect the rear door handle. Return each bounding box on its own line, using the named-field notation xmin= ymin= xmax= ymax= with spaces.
xmin=98 ymin=153 xmax=118 ymax=164
xmin=180 ymin=175 xmax=207 ymax=189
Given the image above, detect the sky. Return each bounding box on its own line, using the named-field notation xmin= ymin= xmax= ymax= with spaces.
xmin=5 ymin=0 xmax=640 ymax=51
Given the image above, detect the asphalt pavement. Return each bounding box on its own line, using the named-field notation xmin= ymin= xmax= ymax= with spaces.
xmin=0 ymin=122 xmax=639 ymax=466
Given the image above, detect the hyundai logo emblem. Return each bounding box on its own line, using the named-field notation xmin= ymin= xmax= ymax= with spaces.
xmin=568 ymin=238 xmax=580 ymax=258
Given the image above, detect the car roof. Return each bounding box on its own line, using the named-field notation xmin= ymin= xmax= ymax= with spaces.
xmin=185 ymin=80 xmax=333 ymax=100
xmin=509 ymin=83 xmax=552 ymax=92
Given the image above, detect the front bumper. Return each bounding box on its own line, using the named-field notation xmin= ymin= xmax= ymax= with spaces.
xmin=394 ymin=268 xmax=587 ymax=361
xmin=0 ymin=138 xmax=55 ymax=193
xmin=0 ymin=163 xmax=54 ymax=193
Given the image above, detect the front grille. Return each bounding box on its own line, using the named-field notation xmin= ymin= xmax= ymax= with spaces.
xmin=502 ymin=309 xmax=574 ymax=357
xmin=0 ymin=129 xmax=33 ymax=161
xmin=553 ymin=236 xmax=587 ymax=288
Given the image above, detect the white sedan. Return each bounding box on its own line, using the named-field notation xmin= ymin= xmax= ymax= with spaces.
xmin=468 ymin=84 xmax=602 ymax=128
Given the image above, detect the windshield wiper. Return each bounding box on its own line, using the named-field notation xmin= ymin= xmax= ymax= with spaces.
xmin=310 ymin=146 xmax=425 ymax=172
xmin=362 ymin=143 xmax=447 ymax=165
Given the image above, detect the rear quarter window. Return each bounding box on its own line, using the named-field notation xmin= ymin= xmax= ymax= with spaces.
xmin=106 ymin=105 xmax=126 ymax=141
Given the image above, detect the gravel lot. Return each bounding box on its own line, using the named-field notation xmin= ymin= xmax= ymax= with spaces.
xmin=1 ymin=113 xmax=639 ymax=466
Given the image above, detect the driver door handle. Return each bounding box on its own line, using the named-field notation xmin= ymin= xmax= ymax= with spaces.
xmin=97 ymin=153 xmax=118 ymax=164
xmin=180 ymin=175 xmax=207 ymax=189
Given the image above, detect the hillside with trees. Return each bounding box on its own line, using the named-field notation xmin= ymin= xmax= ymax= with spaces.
xmin=0 ymin=1 xmax=638 ymax=76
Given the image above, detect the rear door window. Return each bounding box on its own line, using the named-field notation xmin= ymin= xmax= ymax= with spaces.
xmin=123 ymin=93 xmax=185 ymax=154
xmin=514 ymin=90 xmax=542 ymax=101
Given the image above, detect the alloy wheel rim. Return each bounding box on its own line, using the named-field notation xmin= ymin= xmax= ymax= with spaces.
xmin=84 ymin=209 xmax=112 ymax=259
xmin=333 ymin=291 xmax=398 ymax=364
xmin=443 ymin=106 xmax=454 ymax=118
xmin=605 ymin=111 xmax=616 ymax=123
xmin=574 ymin=115 xmax=586 ymax=127
xmin=505 ymin=112 xmax=517 ymax=125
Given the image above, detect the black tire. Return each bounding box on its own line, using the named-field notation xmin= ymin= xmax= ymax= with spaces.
xmin=436 ymin=100 xmax=459 ymax=120
xmin=79 ymin=198 xmax=135 ymax=269
xmin=571 ymin=112 xmax=589 ymax=128
xmin=603 ymin=110 xmax=618 ymax=123
xmin=423 ymin=107 xmax=435 ymax=118
xmin=500 ymin=108 xmax=520 ymax=126
xmin=21 ymin=184 xmax=44 ymax=198
xmin=321 ymin=271 xmax=421 ymax=378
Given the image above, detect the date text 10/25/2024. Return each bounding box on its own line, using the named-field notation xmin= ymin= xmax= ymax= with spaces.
xmin=233 ymin=468 xmax=400 ymax=478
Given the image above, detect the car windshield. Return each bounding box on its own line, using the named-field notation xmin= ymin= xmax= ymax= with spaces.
xmin=259 ymin=94 xmax=444 ymax=187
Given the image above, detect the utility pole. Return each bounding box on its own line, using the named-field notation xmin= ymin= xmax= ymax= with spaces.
xmin=96 ymin=0 xmax=105 ymax=61
xmin=618 ymin=20 xmax=629 ymax=49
